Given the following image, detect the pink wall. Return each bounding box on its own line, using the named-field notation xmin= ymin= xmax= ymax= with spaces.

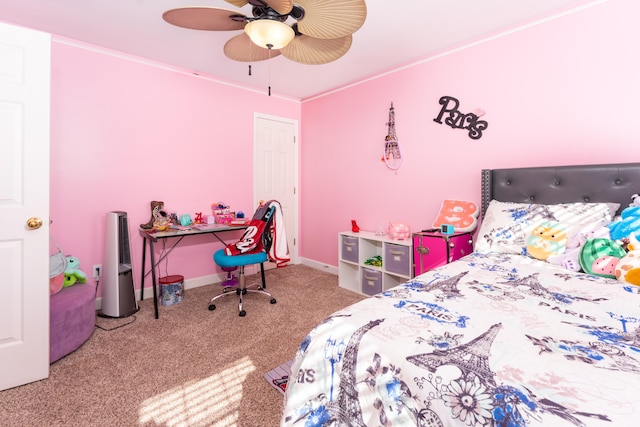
xmin=49 ymin=42 xmax=300 ymax=297
xmin=44 ymin=0 xmax=640 ymax=297
xmin=300 ymin=0 xmax=640 ymax=267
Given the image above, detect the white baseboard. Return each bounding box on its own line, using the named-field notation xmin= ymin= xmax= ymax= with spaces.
xmin=299 ymin=257 xmax=338 ymax=275
xmin=94 ymin=264 xmax=269 ymax=310
xmin=94 ymin=260 xmax=336 ymax=310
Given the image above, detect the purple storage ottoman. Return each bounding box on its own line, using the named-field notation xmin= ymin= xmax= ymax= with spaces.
xmin=50 ymin=283 xmax=96 ymax=363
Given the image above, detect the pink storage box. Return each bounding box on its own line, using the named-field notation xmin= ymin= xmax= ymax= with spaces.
xmin=387 ymin=222 xmax=410 ymax=240
xmin=413 ymin=231 xmax=473 ymax=276
xmin=212 ymin=208 xmax=235 ymax=224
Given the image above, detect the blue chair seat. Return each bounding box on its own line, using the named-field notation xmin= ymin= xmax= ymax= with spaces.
xmin=213 ymin=249 xmax=268 ymax=268
xmin=209 ymin=203 xmax=279 ymax=317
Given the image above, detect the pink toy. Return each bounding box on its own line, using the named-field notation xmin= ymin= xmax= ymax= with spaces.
xmin=387 ymin=222 xmax=410 ymax=240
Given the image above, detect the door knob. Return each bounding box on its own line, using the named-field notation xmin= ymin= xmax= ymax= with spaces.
xmin=26 ymin=217 xmax=43 ymax=230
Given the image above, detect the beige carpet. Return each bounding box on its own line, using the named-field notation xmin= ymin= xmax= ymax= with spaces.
xmin=0 ymin=264 xmax=365 ymax=427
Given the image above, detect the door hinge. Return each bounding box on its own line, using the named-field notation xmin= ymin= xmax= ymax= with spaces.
xmin=293 ymin=187 xmax=296 ymax=195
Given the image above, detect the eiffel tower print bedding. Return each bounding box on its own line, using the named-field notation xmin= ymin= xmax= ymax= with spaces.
xmin=281 ymin=252 xmax=640 ymax=426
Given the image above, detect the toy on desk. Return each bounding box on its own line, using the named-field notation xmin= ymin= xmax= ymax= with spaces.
xmin=213 ymin=201 xmax=228 ymax=209
xmin=194 ymin=212 xmax=204 ymax=224
xmin=180 ymin=214 xmax=193 ymax=226
xmin=63 ymin=256 xmax=87 ymax=288
xmin=432 ymin=200 xmax=479 ymax=233
xmin=351 ymin=220 xmax=360 ymax=233
xmin=150 ymin=208 xmax=171 ymax=231
xmin=211 ymin=201 xmax=236 ymax=224
xmin=141 ymin=200 xmax=164 ymax=229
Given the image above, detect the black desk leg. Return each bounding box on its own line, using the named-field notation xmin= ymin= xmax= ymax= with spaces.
xmin=148 ymin=239 xmax=159 ymax=319
xmin=140 ymin=238 xmax=146 ymax=301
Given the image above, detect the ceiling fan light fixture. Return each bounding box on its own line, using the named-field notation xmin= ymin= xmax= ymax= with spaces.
xmin=244 ymin=19 xmax=295 ymax=50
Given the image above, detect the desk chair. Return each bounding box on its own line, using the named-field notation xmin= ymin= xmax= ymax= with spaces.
xmin=209 ymin=205 xmax=277 ymax=316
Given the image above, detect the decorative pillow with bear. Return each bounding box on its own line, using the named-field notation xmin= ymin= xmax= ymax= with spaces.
xmin=475 ymin=200 xmax=618 ymax=255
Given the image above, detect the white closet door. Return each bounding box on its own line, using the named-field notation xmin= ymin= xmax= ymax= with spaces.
xmin=254 ymin=113 xmax=299 ymax=266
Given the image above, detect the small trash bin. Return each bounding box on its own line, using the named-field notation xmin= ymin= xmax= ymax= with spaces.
xmin=159 ymin=275 xmax=184 ymax=306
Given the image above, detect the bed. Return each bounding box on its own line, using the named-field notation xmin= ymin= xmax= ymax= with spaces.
xmin=281 ymin=163 xmax=640 ymax=427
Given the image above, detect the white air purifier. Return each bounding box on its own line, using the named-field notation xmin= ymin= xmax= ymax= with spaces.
xmin=99 ymin=211 xmax=139 ymax=318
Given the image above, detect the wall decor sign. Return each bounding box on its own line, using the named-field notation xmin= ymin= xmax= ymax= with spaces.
xmin=433 ymin=96 xmax=488 ymax=140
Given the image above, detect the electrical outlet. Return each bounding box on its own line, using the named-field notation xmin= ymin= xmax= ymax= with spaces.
xmin=92 ymin=264 xmax=102 ymax=279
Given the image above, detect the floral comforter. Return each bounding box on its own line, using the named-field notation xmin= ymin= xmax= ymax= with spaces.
xmin=281 ymin=252 xmax=640 ymax=427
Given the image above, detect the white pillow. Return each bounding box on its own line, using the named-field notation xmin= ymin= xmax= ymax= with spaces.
xmin=475 ymin=200 xmax=618 ymax=255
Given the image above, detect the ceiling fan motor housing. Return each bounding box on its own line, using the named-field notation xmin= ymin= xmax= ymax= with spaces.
xmin=250 ymin=3 xmax=304 ymax=22
xmin=163 ymin=0 xmax=367 ymax=65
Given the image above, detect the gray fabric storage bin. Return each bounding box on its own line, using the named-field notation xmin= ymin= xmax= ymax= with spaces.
xmin=341 ymin=235 xmax=359 ymax=263
xmin=361 ymin=268 xmax=382 ymax=295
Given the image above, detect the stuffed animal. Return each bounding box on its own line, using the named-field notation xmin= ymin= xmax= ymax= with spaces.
xmin=630 ymin=194 xmax=640 ymax=207
xmin=579 ymin=238 xmax=626 ymax=278
xmin=616 ymin=233 xmax=640 ymax=286
xmin=547 ymin=226 xmax=610 ymax=271
xmin=63 ymin=255 xmax=87 ymax=287
xmin=526 ymin=221 xmax=568 ymax=261
xmin=608 ymin=206 xmax=640 ymax=240
xmin=547 ymin=232 xmax=582 ymax=271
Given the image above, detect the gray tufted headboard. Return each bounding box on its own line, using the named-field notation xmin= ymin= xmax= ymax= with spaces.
xmin=481 ymin=163 xmax=640 ymax=217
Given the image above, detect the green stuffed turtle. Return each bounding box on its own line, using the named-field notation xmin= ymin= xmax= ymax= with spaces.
xmin=63 ymin=255 xmax=88 ymax=287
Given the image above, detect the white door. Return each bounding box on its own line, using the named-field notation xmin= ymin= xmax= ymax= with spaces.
xmin=254 ymin=113 xmax=299 ymax=266
xmin=0 ymin=23 xmax=51 ymax=391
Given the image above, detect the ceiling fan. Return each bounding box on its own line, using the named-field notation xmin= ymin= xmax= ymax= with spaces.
xmin=162 ymin=0 xmax=367 ymax=65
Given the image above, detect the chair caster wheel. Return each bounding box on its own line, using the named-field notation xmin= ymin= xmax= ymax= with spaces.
xmin=239 ymin=310 xmax=246 ymax=317
xmin=270 ymin=298 xmax=277 ymax=304
xmin=208 ymin=304 xmax=216 ymax=311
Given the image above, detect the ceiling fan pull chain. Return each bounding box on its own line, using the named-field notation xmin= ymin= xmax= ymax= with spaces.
xmin=248 ymin=34 xmax=252 ymax=76
xmin=267 ymin=44 xmax=273 ymax=96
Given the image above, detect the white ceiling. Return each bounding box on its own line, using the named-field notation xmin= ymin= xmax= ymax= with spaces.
xmin=0 ymin=0 xmax=595 ymax=100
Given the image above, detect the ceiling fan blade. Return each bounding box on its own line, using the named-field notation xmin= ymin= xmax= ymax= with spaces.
xmin=163 ymin=7 xmax=246 ymax=31
xmin=224 ymin=33 xmax=282 ymax=62
xmin=264 ymin=0 xmax=294 ymax=15
xmin=225 ymin=0 xmax=249 ymax=8
xmin=295 ymin=0 xmax=366 ymax=39
xmin=280 ymin=34 xmax=352 ymax=64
